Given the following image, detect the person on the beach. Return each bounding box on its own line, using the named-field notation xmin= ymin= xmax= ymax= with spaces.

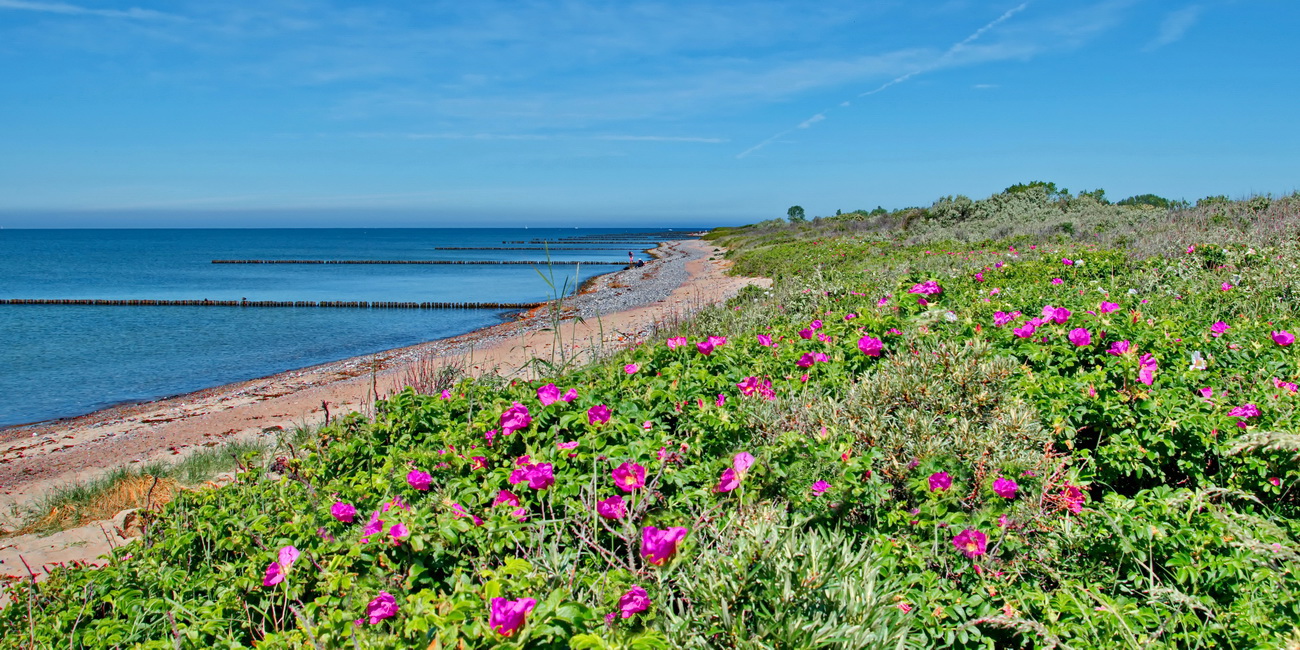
xmin=628 ymin=250 xmax=634 ymax=265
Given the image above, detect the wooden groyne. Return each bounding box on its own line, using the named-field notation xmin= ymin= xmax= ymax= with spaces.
xmin=434 ymin=246 xmax=645 ymax=251
xmin=210 ymin=259 xmax=625 ymax=265
xmin=0 ymin=299 xmax=544 ymax=310
xmin=526 ymin=240 xmax=662 ymax=246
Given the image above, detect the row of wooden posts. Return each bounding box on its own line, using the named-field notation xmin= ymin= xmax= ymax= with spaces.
xmin=210 ymin=259 xmax=625 ymax=265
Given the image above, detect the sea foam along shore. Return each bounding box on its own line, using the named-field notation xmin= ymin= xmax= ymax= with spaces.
xmin=0 ymin=238 xmax=768 ymax=528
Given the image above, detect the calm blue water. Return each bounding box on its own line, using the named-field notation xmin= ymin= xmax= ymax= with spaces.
xmin=0 ymin=228 xmax=687 ymax=427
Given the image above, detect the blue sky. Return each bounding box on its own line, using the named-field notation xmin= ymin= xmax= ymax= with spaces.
xmin=0 ymin=0 xmax=1296 ymax=227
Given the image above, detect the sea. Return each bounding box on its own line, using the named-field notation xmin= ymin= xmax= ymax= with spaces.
xmin=0 ymin=228 xmax=690 ymax=428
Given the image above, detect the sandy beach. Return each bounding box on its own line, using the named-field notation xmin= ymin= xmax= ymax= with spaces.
xmin=0 ymin=238 xmax=767 ymax=584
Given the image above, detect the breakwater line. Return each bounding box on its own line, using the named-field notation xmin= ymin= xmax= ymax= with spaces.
xmin=210 ymin=259 xmax=625 ymax=265
xmin=433 ymin=246 xmax=644 ymax=251
xmin=0 ymin=299 xmax=544 ymax=309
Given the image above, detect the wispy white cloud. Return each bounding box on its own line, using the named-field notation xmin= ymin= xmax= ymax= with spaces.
xmin=737 ymin=2 xmax=1033 ymax=159
xmin=972 ymin=83 xmax=1000 ymax=89
xmin=0 ymin=0 xmax=178 ymax=20
xmin=1145 ymin=5 xmax=1202 ymax=50
xmin=797 ymin=114 xmax=825 ymax=129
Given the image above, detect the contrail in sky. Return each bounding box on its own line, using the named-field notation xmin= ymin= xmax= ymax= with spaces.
xmin=736 ymin=2 xmax=1032 ymax=159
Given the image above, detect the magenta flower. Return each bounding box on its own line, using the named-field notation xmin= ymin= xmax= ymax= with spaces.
xmin=500 ymin=402 xmax=532 ymax=435
xmin=928 ymin=471 xmax=952 ymax=492
xmin=715 ymin=393 xmax=726 ymax=406
xmin=1198 ymin=387 xmax=1214 ymax=399
xmin=1068 ymin=328 xmax=1091 ymax=347
xmin=992 ymin=477 xmax=1019 ymax=499
xmin=666 ymin=336 xmax=687 ymax=350
xmin=489 ymin=597 xmax=537 ymax=637
xmin=1108 ymin=340 xmax=1131 ymax=356
xmin=617 ymin=585 xmax=651 ymax=619
xmin=407 ymin=470 xmax=432 ymax=491
xmin=1062 ymin=486 xmax=1085 ymax=513
xmin=696 ymin=340 xmax=715 ymax=355
xmin=624 ymin=363 xmax=640 ymax=374
xmin=1272 ymin=330 xmax=1295 ymax=346
xmin=1062 ymin=258 xmax=1074 ymax=266
xmin=561 ymin=388 xmax=578 ymax=402
xmin=810 ymin=319 xmax=823 ymax=330
xmin=1138 ymin=353 xmax=1158 ymax=386
xmin=388 ymin=523 xmax=409 ymax=542
xmin=908 ymin=280 xmax=943 ymax=296
xmin=811 ymin=480 xmax=831 ymax=495
xmin=1051 ymin=278 xmax=1064 ymax=285
xmin=439 ymin=389 xmax=451 ymax=399
xmin=537 ymin=383 xmax=560 ymax=406
xmin=1012 ymin=324 xmax=1036 ymax=339
xmin=331 ymin=502 xmax=357 ymax=523
xmin=262 ymin=545 xmax=300 ymax=587
xmin=733 ymin=452 xmax=756 ymax=474
xmin=1211 ymin=321 xmax=1230 ymax=337
xmin=588 ymin=404 xmax=612 ymax=425
xmin=361 ymin=511 xmax=384 ymax=542
xmin=470 ymin=456 xmax=488 ymax=470
xmin=952 ymin=529 xmax=988 ymax=558
xmin=526 ymin=463 xmax=555 ymax=490
xmin=1049 ymin=307 xmax=1071 ymax=324
xmin=797 ymin=352 xmax=819 ymax=368
xmin=641 ymin=526 xmax=688 ymax=566
xmin=993 ymin=312 xmax=1015 ymax=327
xmin=365 ymin=592 xmax=398 ymax=625
xmin=1269 ymin=477 xmax=1282 ymax=487
xmin=857 ymin=335 xmax=883 ymax=357
xmin=707 ymin=336 xmax=728 ymax=347
xmin=597 ymin=495 xmax=627 ymax=519
xmin=714 ymin=468 xmax=739 ymax=493
xmin=798 ymin=328 xmax=813 ymax=340
xmin=557 ymin=440 xmax=579 ymax=450
xmin=494 ymin=490 xmax=521 ymax=507
xmin=613 ymin=462 xmax=647 ymax=492
xmin=757 ymin=334 xmax=773 ymax=346
xmin=1228 ymin=403 xmax=1261 ymax=419
xmin=1099 ymin=302 xmax=1120 ymax=314
xmin=1221 ymin=282 xmax=1233 ymax=291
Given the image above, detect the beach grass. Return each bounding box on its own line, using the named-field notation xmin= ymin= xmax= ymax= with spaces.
xmin=4 ymin=429 xmax=315 ymax=537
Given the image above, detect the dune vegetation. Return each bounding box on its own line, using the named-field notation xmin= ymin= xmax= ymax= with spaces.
xmin=3 ymin=185 xmax=1299 ymax=648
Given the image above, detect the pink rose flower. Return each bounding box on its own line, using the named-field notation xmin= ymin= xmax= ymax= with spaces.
xmin=992 ymin=477 xmax=1019 ymax=499
xmin=617 ymin=586 xmax=650 ymax=619
xmin=928 ymin=471 xmax=952 ymax=492
xmin=597 ymin=495 xmax=627 ymax=519
xmin=407 ymin=470 xmax=432 ymax=491
xmin=641 ymin=525 xmax=688 ymax=566
xmin=364 ymin=591 xmax=398 ymax=625
xmin=857 ymin=335 xmax=883 ymax=357
xmin=588 ymin=404 xmax=612 ymax=425
xmin=489 ymin=597 xmax=537 ymax=637
xmin=331 ymin=501 xmax=357 ymax=523
xmin=612 ymin=462 xmax=647 ymax=492
xmin=500 ymin=402 xmax=532 ymax=434
xmin=714 ymin=468 xmax=739 ymax=493
xmin=952 ymin=529 xmax=987 ymax=558
xmin=537 ymin=383 xmax=560 ymax=406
